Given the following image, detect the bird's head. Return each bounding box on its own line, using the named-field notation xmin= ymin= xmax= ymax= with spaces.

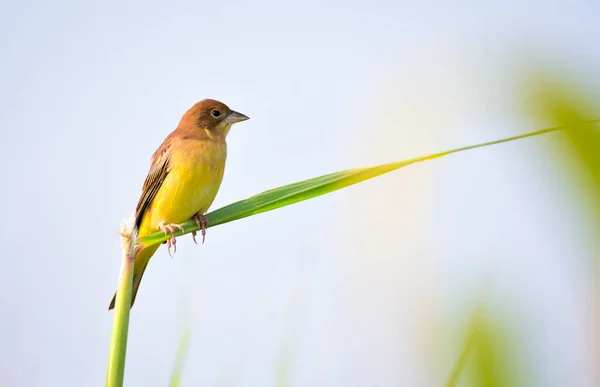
xmin=179 ymin=99 xmax=249 ymax=138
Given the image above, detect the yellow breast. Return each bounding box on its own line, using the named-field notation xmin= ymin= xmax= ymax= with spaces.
xmin=139 ymin=138 xmax=227 ymax=236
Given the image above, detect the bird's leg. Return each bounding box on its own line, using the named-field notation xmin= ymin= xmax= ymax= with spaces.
xmin=191 ymin=213 xmax=209 ymax=244
xmin=159 ymin=223 xmax=185 ymax=256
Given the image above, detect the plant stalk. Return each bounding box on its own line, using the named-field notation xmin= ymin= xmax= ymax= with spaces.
xmin=106 ymin=221 xmax=137 ymax=387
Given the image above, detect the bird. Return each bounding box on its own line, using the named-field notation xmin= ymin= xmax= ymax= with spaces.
xmin=109 ymin=99 xmax=249 ymax=310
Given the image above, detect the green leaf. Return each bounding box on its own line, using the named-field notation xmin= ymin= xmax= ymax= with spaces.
xmin=138 ymin=125 xmax=573 ymax=248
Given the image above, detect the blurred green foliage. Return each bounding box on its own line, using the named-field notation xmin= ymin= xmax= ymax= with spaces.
xmin=532 ymin=78 xmax=600 ymax=228
xmin=169 ymin=328 xmax=191 ymax=387
xmin=447 ymin=303 xmax=521 ymax=387
xmin=446 ymin=74 xmax=600 ymax=387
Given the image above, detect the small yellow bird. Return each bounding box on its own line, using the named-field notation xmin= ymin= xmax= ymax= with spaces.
xmin=109 ymin=99 xmax=249 ymax=310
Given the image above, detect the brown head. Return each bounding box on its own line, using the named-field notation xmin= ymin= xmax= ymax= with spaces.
xmin=177 ymin=99 xmax=249 ymax=138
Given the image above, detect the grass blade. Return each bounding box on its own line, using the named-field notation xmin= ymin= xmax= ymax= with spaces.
xmin=139 ymin=124 xmax=577 ymax=248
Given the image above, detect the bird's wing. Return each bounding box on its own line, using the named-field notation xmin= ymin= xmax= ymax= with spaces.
xmin=134 ymin=140 xmax=172 ymax=229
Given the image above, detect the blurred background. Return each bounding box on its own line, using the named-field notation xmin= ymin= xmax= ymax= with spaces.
xmin=1 ymin=0 xmax=599 ymax=386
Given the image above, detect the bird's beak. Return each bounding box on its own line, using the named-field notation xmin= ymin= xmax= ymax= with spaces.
xmin=225 ymin=110 xmax=249 ymax=123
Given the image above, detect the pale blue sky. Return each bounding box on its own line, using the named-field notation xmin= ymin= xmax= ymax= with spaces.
xmin=1 ymin=0 xmax=599 ymax=386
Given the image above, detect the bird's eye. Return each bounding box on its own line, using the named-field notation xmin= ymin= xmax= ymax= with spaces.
xmin=211 ymin=109 xmax=221 ymax=118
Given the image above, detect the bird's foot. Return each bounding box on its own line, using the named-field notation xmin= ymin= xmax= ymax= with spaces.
xmin=191 ymin=213 xmax=209 ymax=244
xmin=159 ymin=223 xmax=185 ymax=256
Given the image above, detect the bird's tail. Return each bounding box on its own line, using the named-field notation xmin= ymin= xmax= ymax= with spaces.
xmin=108 ymin=243 xmax=160 ymax=310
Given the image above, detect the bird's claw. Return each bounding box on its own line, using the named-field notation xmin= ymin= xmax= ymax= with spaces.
xmin=192 ymin=213 xmax=209 ymax=244
xmin=159 ymin=223 xmax=185 ymax=257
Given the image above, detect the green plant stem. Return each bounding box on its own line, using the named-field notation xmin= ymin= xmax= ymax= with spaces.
xmin=106 ymin=240 xmax=136 ymax=387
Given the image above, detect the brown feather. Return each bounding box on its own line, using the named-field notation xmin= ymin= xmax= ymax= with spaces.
xmin=134 ymin=144 xmax=171 ymax=230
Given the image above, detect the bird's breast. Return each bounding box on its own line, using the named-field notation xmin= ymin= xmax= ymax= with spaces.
xmin=146 ymin=139 xmax=227 ymax=230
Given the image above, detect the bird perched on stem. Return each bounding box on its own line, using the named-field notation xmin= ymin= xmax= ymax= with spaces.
xmin=109 ymin=99 xmax=249 ymax=310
